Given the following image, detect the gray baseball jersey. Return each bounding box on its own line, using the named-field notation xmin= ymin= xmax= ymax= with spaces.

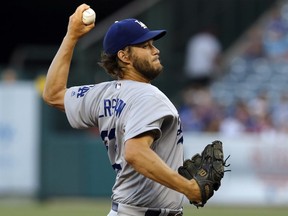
xmin=64 ymin=80 xmax=185 ymax=209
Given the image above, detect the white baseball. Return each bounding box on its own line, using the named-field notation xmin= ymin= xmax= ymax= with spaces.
xmin=82 ymin=8 xmax=96 ymax=25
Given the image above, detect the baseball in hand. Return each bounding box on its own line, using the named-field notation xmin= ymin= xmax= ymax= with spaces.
xmin=82 ymin=8 xmax=96 ymax=25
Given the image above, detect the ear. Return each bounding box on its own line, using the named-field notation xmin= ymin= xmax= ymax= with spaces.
xmin=117 ymin=50 xmax=130 ymax=64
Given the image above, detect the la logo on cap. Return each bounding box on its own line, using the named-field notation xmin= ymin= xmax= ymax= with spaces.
xmin=103 ymin=18 xmax=166 ymax=55
xmin=135 ymin=20 xmax=147 ymax=29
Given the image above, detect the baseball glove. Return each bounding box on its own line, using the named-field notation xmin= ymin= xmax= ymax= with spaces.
xmin=178 ymin=140 xmax=230 ymax=207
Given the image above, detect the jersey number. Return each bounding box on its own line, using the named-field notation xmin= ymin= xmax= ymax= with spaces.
xmin=100 ymin=128 xmax=122 ymax=172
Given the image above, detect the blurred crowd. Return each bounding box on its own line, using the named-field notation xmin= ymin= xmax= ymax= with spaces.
xmin=180 ymin=1 xmax=288 ymax=136
xmin=178 ymin=86 xmax=288 ymax=136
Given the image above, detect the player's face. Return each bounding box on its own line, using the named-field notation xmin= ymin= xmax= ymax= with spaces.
xmin=130 ymin=40 xmax=163 ymax=81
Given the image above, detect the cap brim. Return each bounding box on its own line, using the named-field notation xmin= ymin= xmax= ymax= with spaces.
xmin=130 ymin=30 xmax=166 ymax=45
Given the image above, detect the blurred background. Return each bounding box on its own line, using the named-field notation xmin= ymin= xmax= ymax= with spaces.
xmin=1 ymin=0 xmax=288 ymax=215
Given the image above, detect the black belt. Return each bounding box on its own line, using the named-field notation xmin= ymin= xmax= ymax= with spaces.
xmin=112 ymin=202 xmax=183 ymax=216
xmin=145 ymin=209 xmax=183 ymax=216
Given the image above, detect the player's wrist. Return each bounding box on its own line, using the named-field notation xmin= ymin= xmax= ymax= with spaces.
xmin=64 ymin=32 xmax=80 ymax=45
xmin=187 ymin=179 xmax=201 ymax=202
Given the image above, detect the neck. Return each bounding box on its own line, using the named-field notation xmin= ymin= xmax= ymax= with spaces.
xmin=121 ymin=69 xmax=150 ymax=83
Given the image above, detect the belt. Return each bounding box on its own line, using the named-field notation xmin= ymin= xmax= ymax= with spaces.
xmin=145 ymin=209 xmax=183 ymax=216
xmin=112 ymin=202 xmax=183 ymax=216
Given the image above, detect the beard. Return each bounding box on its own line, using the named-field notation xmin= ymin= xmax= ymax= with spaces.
xmin=131 ymin=55 xmax=163 ymax=81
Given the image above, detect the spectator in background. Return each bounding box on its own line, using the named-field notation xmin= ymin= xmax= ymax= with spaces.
xmin=219 ymin=115 xmax=245 ymax=137
xmin=0 ymin=67 xmax=18 ymax=83
xmin=184 ymin=27 xmax=222 ymax=88
xmin=247 ymin=91 xmax=272 ymax=132
xmin=219 ymin=101 xmax=250 ymax=136
xmin=271 ymin=91 xmax=288 ymax=133
xmin=179 ymin=87 xmax=222 ymax=132
xmin=179 ymin=87 xmax=207 ymax=132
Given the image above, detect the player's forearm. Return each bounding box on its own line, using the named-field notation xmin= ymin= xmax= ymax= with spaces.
xmin=128 ymin=147 xmax=187 ymax=190
xmin=43 ymin=35 xmax=77 ymax=111
xmin=125 ymin=139 xmax=201 ymax=202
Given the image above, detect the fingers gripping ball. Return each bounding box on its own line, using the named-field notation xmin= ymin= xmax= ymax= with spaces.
xmin=82 ymin=8 xmax=96 ymax=25
xmin=178 ymin=140 xmax=231 ymax=208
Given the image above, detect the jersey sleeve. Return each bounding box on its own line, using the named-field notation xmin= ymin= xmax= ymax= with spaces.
xmin=124 ymin=94 xmax=175 ymax=141
xmin=64 ymin=84 xmax=98 ymax=129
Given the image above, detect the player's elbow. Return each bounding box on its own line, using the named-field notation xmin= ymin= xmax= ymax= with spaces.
xmin=42 ymin=89 xmax=54 ymax=105
xmin=124 ymin=147 xmax=137 ymax=165
xmin=42 ymin=90 xmax=51 ymax=104
xmin=124 ymin=141 xmax=141 ymax=166
xmin=124 ymin=136 xmax=154 ymax=166
xmin=42 ymin=88 xmax=66 ymax=111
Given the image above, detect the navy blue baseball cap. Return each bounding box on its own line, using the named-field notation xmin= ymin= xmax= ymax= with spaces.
xmin=103 ymin=18 xmax=166 ymax=55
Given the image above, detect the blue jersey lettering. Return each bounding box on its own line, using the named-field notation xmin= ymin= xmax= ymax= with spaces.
xmin=114 ymin=99 xmax=126 ymax=117
xmin=102 ymin=98 xmax=126 ymax=118
xmin=76 ymin=85 xmax=94 ymax=98
xmin=104 ymin=99 xmax=112 ymax=117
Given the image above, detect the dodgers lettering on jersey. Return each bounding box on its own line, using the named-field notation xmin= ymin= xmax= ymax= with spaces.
xmin=71 ymin=85 xmax=95 ymax=98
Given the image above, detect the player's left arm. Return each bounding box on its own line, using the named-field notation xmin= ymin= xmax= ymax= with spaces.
xmin=124 ymin=132 xmax=201 ymax=203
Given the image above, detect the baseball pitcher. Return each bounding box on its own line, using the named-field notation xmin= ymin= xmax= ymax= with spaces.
xmin=42 ymin=3 xmax=229 ymax=216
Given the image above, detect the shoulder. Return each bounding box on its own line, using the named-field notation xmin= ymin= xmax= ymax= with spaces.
xmin=124 ymin=82 xmax=176 ymax=114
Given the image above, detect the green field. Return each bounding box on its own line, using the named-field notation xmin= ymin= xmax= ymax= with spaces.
xmin=0 ymin=198 xmax=287 ymax=216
